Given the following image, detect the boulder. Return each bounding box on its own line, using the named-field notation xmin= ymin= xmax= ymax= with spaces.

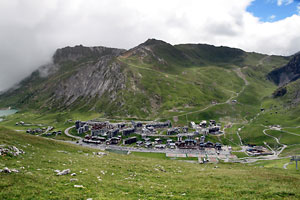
xmin=56 ymin=169 xmax=71 ymax=176
xmin=0 ymin=145 xmax=25 ymax=157
xmin=1 ymin=167 xmax=19 ymax=173
xmin=11 ymin=169 xmax=19 ymax=173
xmin=74 ymin=185 xmax=84 ymax=188
xmin=3 ymin=167 xmax=11 ymax=173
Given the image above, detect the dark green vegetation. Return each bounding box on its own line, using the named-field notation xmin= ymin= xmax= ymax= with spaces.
xmin=1 ymin=128 xmax=300 ymax=200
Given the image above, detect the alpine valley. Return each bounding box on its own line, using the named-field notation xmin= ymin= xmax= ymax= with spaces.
xmin=1 ymin=39 xmax=300 ymax=199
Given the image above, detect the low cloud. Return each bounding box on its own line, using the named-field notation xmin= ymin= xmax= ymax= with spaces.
xmin=277 ymin=0 xmax=294 ymax=6
xmin=1 ymin=0 xmax=300 ymax=91
xmin=269 ymin=15 xmax=276 ymax=20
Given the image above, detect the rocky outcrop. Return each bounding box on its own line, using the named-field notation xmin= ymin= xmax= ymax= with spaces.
xmin=55 ymin=169 xmax=71 ymax=176
xmin=122 ymin=39 xmax=186 ymax=65
xmin=53 ymin=55 xmax=126 ymax=105
xmin=0 ymin=145 xmax=25 ymax=157
xmin=268 ymin=54 xmax=300 ymax=86
xmin=53 ymin=45 xmax=125 ymax=64
xmin=272 ymin=87 xmax=287 ymax=98
xmin=0 ymin=167 xmax=19 ymax=173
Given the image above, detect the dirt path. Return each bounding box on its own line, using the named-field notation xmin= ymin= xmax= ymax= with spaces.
xmin=257 ymin=55 xmax=271 ymax=66
xmin=236 ymin=128 xmax=244 ymax=146
xmin=234 ymin=68 xmax=249 ymax=86
xmin=281 ymin=130 xmax=300 ymax=137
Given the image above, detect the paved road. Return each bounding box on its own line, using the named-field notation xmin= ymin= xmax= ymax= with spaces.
xmin=64 ymin=126 xmax=82 ymax=140
xmin=69 ymin=139 xmax=232 ymax=156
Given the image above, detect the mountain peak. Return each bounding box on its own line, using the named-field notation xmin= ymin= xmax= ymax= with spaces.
xmin=141 ymin=38 xmax=169 ymax=46
xmin=53 ymin=45 xmax=125 ymax=64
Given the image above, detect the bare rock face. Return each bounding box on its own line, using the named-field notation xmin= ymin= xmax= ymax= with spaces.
xmin=54 ymin=55 xmax=126 ymax=105
xmin=43 ymin=45 xmax=128 ymax=107
xmin=268 ymin=54 xmax=300 ymax=86
xmin=53 ymin=45 xmax=125 ymax=64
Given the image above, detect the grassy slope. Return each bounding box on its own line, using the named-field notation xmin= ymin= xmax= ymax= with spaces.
xmin=177 ymin=54 xmax=300 ymax=152
xmin=0 ymin=111 xmax=102 ymax=141
xmin=1 ymin=127 xmax=300 ymax=200
xmin=119 ymin=56 xmax=244 ymax=118
xmin=0 ymin=42 xmax=286 ymax=119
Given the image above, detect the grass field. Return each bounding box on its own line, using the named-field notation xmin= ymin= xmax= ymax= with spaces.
xmin=232 ymin=151 xmax=249 ymax=158
xmin=1 ymin=127 xmax=300 ymax=199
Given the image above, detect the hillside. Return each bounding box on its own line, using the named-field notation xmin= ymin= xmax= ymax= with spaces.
xmin=267 ymin=53 xmax=300 ymax=107
xmin=0 ymin=39 xmax=290 ymax=121
xmin=268 ymin=53 xmax=300 ymax=86
xmin=2 ymin=39 xmax=300 ymax=158
xmin=1 ymin=127 xmax=300 ymax=199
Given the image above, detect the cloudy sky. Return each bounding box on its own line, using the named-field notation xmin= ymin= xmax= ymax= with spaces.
xmin=1 ymin=0 xmax=300 ymax=91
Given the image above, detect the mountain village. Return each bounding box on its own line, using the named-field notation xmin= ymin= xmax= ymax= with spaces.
xmin=66 ymin=119 xmax=271 ymax=163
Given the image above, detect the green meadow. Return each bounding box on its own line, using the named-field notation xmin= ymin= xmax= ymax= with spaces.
xmin=1 ymin=127 xmax=300 ymax=200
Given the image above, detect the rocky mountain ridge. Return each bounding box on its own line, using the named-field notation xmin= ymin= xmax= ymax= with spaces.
xmin=53 ymin=45 xmax=125 ymax=64
xmin=0 ymin=39 xmax=292 ymax=118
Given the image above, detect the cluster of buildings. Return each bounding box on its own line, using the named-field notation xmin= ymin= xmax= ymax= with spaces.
xmin=246 ymin=145 xmax=272 ymax=156
xmin=142 ymin=121 xmax=172 ymax=134
xmin=75 ymin=120 xmax=90 ymax=134
xmin=44 ymin=130 xmax=62 ymax=137
xmin=167 ymin=126 xmax=188 ymax=135
xmin=75 ymin=119 xmax=225 ymax=151
xmin=25 ymin=126 xmax=61 ymax=136
xmin=190 ymin=120 xmax=222 ymax=135
xmin=175 ymin=135 xmax=222 ymax=150
xmin=81 ymin=120 xmax=140 ymax=145
xmin=26 ymin=128 xmax=44 ymax=134
xmin=145 ymin=121 xmax=171 ymax=129
xmin=83 ymin=135 xmax=121 ymax=145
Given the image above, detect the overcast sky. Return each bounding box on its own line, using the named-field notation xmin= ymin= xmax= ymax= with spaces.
xmin=1 ymin=0 xmax=300 ymax=91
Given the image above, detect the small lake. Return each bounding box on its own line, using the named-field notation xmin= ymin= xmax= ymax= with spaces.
xmin=0 ymin=109 xmax=18 ymax=122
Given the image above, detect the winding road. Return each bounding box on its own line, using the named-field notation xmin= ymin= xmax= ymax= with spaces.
xmin=262 ymin=129 xmax=287 ymax=157
xmin=64 ymin=126 xmax=82 ymax=140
